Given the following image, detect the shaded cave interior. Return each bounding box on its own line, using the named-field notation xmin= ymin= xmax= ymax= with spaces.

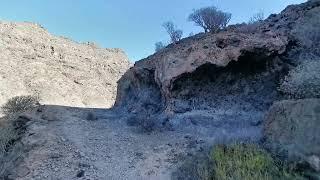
xmin=167 ymin=52 xmax=288 ymax=115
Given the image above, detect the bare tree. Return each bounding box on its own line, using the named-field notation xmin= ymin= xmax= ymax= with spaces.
xmin=162 ymin=21 xmax=183 ymax=43
xmin=188 ymin=6 xmax=231 ymax=33
xmin=155 ymin=41 xmax=165 ymax=52
xmin=249 ymin=11 xmax=264 ymax=24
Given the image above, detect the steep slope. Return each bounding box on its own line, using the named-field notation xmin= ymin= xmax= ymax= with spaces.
xmin=0 ymin=21 xmax=131 ymax=108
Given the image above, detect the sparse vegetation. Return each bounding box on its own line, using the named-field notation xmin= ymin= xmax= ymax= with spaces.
xmin=155 ymin=41 xmax=166 ymax=52
xmin=0 ymin=95 xmax=40 ymax=178
xmin=249 ymin=11 xmax=264 ymax=24
xmin=162 ymin=21 xmax=183 ymax=43
xmin=280 ymin=59 xmax=320 ymax=98
xmin=233 ymin=11 xmax=264 ymax=34
xmin=210 ymin=144 xmax=303 ymax=180
xmin=188 ymin=6 xmax=231 ymax=33
xmin=1 ymin=95 xmax=39 ymax=116
xmin=234 ymin=23 xmax=261 ymax=34
xmin=174 ymin=143 xmax=305 ymax=180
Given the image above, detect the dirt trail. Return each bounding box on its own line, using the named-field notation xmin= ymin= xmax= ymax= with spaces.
xmin=9 ymin=106 xmax=260 ymax=180
xmin=11 ymin=107 xmax=204 ymax=180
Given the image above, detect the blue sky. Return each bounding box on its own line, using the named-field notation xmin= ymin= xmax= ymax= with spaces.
xmin=0 ymin=0 xmax=306 ymax=61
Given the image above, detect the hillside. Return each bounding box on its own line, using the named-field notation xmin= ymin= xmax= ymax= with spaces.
xmin=0 ymin=1 xmax=319 ymax=179
xmin=0 ymin=21 xmax=131 ymax=108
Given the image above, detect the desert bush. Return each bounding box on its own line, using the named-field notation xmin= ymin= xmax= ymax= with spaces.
xmin=155 ymin=41 xmax=166 ymax=52
xmin=232 ymin=11 xmax=264 ymax=34
xmin=1 ymin=95 xmax=39 ymax=116
xmin=163 ymin=21 xmax=183 ymax=43
xmin=188 ymin=6 xmax=231 ymax=33
xmin=248 ymin=11 xmax=264 ymax=24
xmin=233 ymin=22 xmax=261 ymax=34
xmin=280 ymin=59 xmax=320 ymax=98
xmin=231 ymin=11 xmax=264 ymax=34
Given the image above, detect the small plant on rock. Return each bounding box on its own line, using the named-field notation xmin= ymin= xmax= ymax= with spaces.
xmin=162 ymin=21 xmax=183 ymax=43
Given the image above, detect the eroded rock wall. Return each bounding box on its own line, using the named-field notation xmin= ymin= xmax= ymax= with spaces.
xmin=115 ymin=1 xmax=320 ymax=135
xmin=0 ymin=21 xmax=131 ymax=108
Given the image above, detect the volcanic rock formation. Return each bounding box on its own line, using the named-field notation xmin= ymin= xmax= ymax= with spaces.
xmin=115 ymin=0 xmax=320 ymax=127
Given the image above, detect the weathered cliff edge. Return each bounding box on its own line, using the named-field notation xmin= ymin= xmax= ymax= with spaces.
xmin=115 ymin=0 xmax=319 ymax=118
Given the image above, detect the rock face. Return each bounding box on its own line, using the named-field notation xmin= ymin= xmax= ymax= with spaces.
xmin=0 ymin=21 xmax=131 ymax=108
xmin=115 ymin=0 xmax=320 ymax=121
xmin=263 ymin=99 xmax=320 ymax=172
xmin=116 ymin=28 xmax=289 ymax=116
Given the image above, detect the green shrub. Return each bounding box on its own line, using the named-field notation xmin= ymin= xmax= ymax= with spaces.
xmin=1 ymin=95 xmax=39 ymax=116
xmin=210 ymin=144 xmax=304 ymax=180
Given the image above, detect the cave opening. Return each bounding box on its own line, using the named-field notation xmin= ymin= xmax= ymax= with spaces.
xmin=169 ymin=52 xmax=286 ymax=114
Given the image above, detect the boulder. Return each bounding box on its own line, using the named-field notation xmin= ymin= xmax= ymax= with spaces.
xmin=263 ymin=99 xmax=320 ymax=172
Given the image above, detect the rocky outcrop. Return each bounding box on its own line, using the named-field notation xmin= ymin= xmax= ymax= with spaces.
xmin=115 ymin=0 xmax=320 ymax=119
xmin=0 ymin=21 xmax=131 ymax=108
xmin=263 ymin=99 xmax=320 ymax=172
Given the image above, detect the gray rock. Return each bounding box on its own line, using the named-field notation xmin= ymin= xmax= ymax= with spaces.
xmin=263 ymin=98 xmax=320 ymax=172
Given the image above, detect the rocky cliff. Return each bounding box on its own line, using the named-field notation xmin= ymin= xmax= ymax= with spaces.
xmin=0 ymin=21 xmax=131 ymax=108
xmin=115 ymin=0 xmax=319 ymax=118
xmin=115 ymin=0 xmax=320 ymax=138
